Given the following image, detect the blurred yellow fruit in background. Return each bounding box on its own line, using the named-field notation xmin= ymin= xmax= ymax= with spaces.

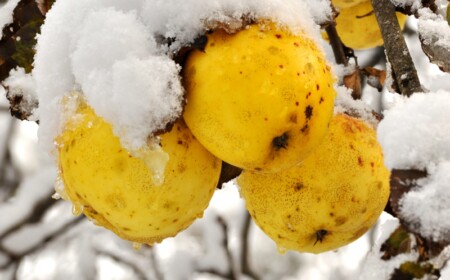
xmin=332 ymin=0 xmax=366 ymax=9
xmin=324 ymin=1 xmax=408 ymax=49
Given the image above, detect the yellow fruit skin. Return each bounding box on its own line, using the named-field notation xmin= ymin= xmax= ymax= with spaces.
xmin=238 ymin=114 xmax=390 ymax=254
xmin=183 ymin=22 xmax=336 ymax=173
xmin=332 ymin=0 xmax=366 ymax=9
xmin=57 ymin=103 xmax=222 ymax=244
xmin=329 ymin=1 xmax=408 ymax=49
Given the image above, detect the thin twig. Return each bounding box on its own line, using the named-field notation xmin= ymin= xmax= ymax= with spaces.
xmin=149 ymin=246 xmax=164 ymax=280
xmin=241 ymin=212 xmax=260 ymax=280
xmin=371 ymin=0 xmax=423 ymax=96
xmin=0 ymin=216 xmax=84 ymax=269
xmin=216 ymin=216 xmax=237 ymax=280
xmin=325 ymin=23 xmax=348 ymax=66
xmin=0 ymin=192 xmax=56 ymax=240
xmin=199 ymin=216 xmax=236 ymax=279
xmin=96 ymin=250 xmax=148 ymax=280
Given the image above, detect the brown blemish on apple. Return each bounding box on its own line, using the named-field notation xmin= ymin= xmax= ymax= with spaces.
xmin=335 ymin=216 xmax=347 ymax=226
xmin=272 ymin=132 xmax=289 ymax=150
xmin=305 ymin=105 xmax=313 ymax=120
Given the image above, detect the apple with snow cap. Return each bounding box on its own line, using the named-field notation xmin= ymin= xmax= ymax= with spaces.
xmin=56 ymin=94 xmax=222 ymax=245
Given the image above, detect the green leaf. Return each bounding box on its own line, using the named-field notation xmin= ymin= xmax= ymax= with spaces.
xmin=0 ymin=0 xmax=46 ymax=82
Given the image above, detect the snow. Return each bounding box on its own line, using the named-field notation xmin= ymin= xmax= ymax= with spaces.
xmin=334 ymin=85 xmax=379 ymax=129
xmin=3 ymin=68 xmax=38 ymax=121
xmin=418 ymin=8 xmax=450 ymax=47
xmin=390 ymin=0 xmax=422 ymax=11
xmin=0 ymin=0 xmax=20 ymax=37
xmin=377 ymin=90 xmax=450 ymax=170
xmin=358 ymin=214 xmax=418 ymax=280
xmin=399 ymin=162 xmax=450 ymax=242
xmin=33 ymin=0 xmax=327 ymax=157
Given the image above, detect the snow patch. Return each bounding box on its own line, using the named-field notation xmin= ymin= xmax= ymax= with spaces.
xmin=399 ymin=161 xmax=450 ymax=242
xmin=33 ymin=0 xmax=327 ymax=156
xmin=377 ymin=90 xmax=450 ymax=170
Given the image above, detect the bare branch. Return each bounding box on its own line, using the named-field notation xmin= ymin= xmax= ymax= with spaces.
xmin=96 ymin=250 xmax=148 ymax=280
xmin=325 ymin=23 xmax=348 ymax=66
xmin=241 ymin=212 xmax=260 ymax=280
xmin=371 ymin=0 xmax=423 ymax=96
xmin=0 ymin=216 xmax=84 ymax=269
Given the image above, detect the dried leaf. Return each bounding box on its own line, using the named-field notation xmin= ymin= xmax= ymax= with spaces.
xmin=343 ymin=68 xmax=361 ymax=99
xmin=390 ymin=261 xmax=440 ymax=280
xmin=381 ymin=226 xmax=412 ymax=260
xmin=36 ymin=0 xmax=56 ymax=15
xmin=362 ymin=66 xmax=386 ymax=91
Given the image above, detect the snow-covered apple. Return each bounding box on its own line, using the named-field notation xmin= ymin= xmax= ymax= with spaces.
xmin=56 ymin=95 xmax=222 ymax=244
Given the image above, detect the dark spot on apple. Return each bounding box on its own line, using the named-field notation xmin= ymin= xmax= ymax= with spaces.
xmin=294 ymin=183 xmax=303 ymax=191
xmin=314 ymin=229 xmax=328 ymax=245
xmin=358 ymin=157 xmax=364 ymax=167
xmin=305 ymin=105 xmax=313 ymax=120
xmin=319 ymin=97 xmax=324 ymax=104
xmin=272 ymin=132 xmax=289 ymax=150
xmin=335 ymin=216 xmax=347 ymax=226
xmin=275 ymin=34 xmax=282 ymax=39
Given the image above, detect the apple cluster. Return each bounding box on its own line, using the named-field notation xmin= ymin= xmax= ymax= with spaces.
xmin=56 ymin=20 xmax=390 ymax=254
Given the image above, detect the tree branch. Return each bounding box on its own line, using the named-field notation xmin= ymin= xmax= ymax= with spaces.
xmin=325 ymin=23 xmax=348 ymax=66
xmin=0 ymin=216 xmax=84 ymax=269
xmin=371 ymin=0 xmax=423 ymax=96
xmin=241 ymin=212 xmax=260 ymax=280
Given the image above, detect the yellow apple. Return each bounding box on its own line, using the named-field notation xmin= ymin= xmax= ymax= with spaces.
xmin=183 ymin=22 xmax=336 ymax=172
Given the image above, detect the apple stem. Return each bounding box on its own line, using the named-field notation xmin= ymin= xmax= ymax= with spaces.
xmin=371 ymin=0 xmax=423 ymax=96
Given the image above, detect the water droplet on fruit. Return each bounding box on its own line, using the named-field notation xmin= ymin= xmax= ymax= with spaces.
xmin=132 ymin=242 xmax=142 ymax=251
xmin=277 ymin=246 xmax=288 ymax=255
xmin=72 ymin=203 xmax=84 ymax=216
xmin=139 ymin=138 xmax=169 ymax=186
xmin=54 ymin=173 xmax=69 ymax=200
